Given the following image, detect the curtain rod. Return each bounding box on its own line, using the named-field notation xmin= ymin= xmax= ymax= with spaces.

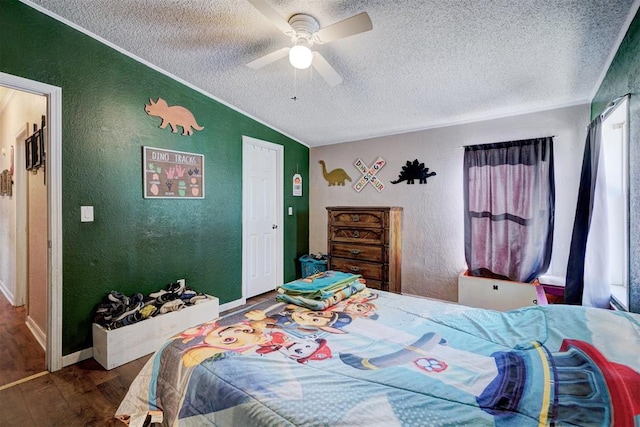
xmin=599 ymin=93 xmax=631 ymax=120
xmin=458 ymin=136 xmax=556 ymax=150
xmin=584 ymin=93 xmax=631 ymax=131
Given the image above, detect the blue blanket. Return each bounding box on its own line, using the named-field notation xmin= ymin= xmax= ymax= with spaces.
xmin=276 ymin=280 xmax=366 ymax=310
xmin=277 ymin=270 xmax=362 ymax=299
xmin=117 ymin=290 xmax=640 ymax=426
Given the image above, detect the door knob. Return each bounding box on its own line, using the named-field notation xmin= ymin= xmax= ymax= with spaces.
xmin=272 ymin=224 xmax=278 ymax=229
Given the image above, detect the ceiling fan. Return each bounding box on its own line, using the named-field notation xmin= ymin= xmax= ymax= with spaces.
xmin=246 ymin=0 xmax=373 ymax=87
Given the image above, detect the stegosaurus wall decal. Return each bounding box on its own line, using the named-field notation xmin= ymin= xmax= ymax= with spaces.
xmin=391 ymin=159 xmax=436 ymax=184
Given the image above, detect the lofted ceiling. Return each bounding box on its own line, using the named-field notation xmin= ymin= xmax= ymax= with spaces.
xmin=26 ymin=0 xmax=639 ymax=146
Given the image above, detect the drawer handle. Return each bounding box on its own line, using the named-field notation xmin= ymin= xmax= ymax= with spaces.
xmin=352 ymin=214 xmax=360 ymax=222
xmin=349 ymin=266 xmax=361 ymax=272
xmin=353 ymin=230 xmax=360 ymax=238
xmin=349 ymin=249 xmax=362 ymax=255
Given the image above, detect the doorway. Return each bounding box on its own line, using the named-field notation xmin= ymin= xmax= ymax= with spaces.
xmin=0 ymin=72 xmax=63 ymax=373
xmin=242 ymin=136 xmax=283 ymax=299
xmin=0 ymin=87 xmax=47 ymax=387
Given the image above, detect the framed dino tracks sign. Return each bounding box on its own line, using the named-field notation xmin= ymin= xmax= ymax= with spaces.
xmin=143 ymin=146 xmax=204 ymax=199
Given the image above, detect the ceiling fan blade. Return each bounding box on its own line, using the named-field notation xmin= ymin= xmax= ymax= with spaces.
xmin=247 ymin=0 xmax=295 ymax=36
xmin=314 ymin=12 xmax=372 ymax=44
xmin=247 ymin=47 xmax=290 ymax=69
xmin=312 ymin=52 xmax=343 ymax=87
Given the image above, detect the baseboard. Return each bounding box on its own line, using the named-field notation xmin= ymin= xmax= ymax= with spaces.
xmin=62 ymin=347 xmax=94 ymax=367
xmin=219 ymin=297 xmax=246 ymax=314
xmin=25 ymin=316 xmax=46 ymax=351
xmin=0 ymin=279 xmax=15 ymax=305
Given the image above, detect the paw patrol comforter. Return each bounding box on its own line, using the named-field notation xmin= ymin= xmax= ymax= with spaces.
xmin=116 ymin=289 xmax=640 ymax=426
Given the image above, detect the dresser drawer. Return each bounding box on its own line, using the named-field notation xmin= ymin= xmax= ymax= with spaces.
xmin=331 ymin=242 xmax=384 ymax=263
xmin=364 ymin=279 xmax=383 ymax=291
xmin=330 ymin=257 xmax=384 ymax=281
xmin=329 ymin=227 xmax=385 ymax=245
xmin=329 ymin=210 xmax=386 ymax=228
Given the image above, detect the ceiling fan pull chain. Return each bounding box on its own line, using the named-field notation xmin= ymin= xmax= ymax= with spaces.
xmin=291 ymin=68 xmax=298 ymax=101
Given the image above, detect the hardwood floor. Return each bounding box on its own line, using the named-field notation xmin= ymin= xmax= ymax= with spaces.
xmin=0 ymin=292 xmax=46 ymax=388
xmin=0 ymin=291 xmax=275 ymax=426
xmin=0 ymin=355 xmax=151 ymax=426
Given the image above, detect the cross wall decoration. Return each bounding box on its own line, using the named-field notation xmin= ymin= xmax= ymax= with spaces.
xmin=353 ymin=157 xmax=386 ymax=192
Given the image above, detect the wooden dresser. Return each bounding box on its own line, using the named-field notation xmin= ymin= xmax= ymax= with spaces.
xmin=326 ymin=206 xmax=402 ymax=293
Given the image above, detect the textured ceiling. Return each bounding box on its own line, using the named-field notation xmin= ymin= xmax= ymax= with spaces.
xmin=25 ymin=0 xmax=638 ymax=146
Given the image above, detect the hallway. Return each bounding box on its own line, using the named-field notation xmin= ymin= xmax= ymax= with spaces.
xmin=0 ymin=292 xmax=46 ymax=389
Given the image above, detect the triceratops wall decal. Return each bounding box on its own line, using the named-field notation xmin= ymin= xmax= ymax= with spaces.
xmin=144 ymin=98 xmax=204 ymax=136
xmin=391 ymin=159 xmax=436 ymax=184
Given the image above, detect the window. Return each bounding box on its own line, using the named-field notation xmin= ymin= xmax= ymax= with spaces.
xmin=601 ymin=97 xmax=629 ymax=309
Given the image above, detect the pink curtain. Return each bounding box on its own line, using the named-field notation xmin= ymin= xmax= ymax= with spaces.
xmin=463 ymin=137 xmax=555 ymax=283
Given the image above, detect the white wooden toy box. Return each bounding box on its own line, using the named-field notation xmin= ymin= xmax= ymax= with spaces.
xmin=92 ymin=296 xmax=219 ymax=370
xmin=458 ymin=270 xmax=547 ymax=311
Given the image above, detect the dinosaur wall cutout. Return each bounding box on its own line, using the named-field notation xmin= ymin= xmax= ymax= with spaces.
xmin=144 ymin=98 xmax=204 ymax=136
xmin=391 ymin=159 xmax=436 ymax=184
xmin=319 ymin=160 xmax=352 ymax=186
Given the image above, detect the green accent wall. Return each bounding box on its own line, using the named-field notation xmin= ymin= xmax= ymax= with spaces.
xmin=591 ymin=6 xmax=640 ymax=313
xmin=0 ymin=0 xmax=309 ymax=354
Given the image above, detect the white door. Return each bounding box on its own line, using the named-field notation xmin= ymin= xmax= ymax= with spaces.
xmin=242 ymin=136 xmax=283 ymax=298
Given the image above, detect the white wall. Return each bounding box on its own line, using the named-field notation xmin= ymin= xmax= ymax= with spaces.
xmin=310 ymin=104 xmax=589 ymax=301
xmin=0 ymin=91 xmax=17 ymax=302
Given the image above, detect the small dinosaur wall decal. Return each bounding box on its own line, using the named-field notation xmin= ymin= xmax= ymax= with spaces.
xmin=391 ymin=159 xmax=436 ymax=184
xmin=319 ymin=160 xmax=352 ymax=186
xmin=144 ymin=98 xmax=204 ymax=136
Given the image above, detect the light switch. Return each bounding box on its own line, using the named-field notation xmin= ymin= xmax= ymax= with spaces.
xmin=81 ymin=206 xmax=94 ymax=222
xmin=288 ymin=207 xmax=293 ymax=216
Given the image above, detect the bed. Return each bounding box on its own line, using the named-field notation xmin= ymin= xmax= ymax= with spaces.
xmin=116 ymin=286 xmax=640 ymax=426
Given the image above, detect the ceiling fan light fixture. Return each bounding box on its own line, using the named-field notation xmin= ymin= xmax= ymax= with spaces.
xmin=289 ymin=45 xmax=313 ymax=69
xmin=246 ymin=3 xmax=372 ymax=86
